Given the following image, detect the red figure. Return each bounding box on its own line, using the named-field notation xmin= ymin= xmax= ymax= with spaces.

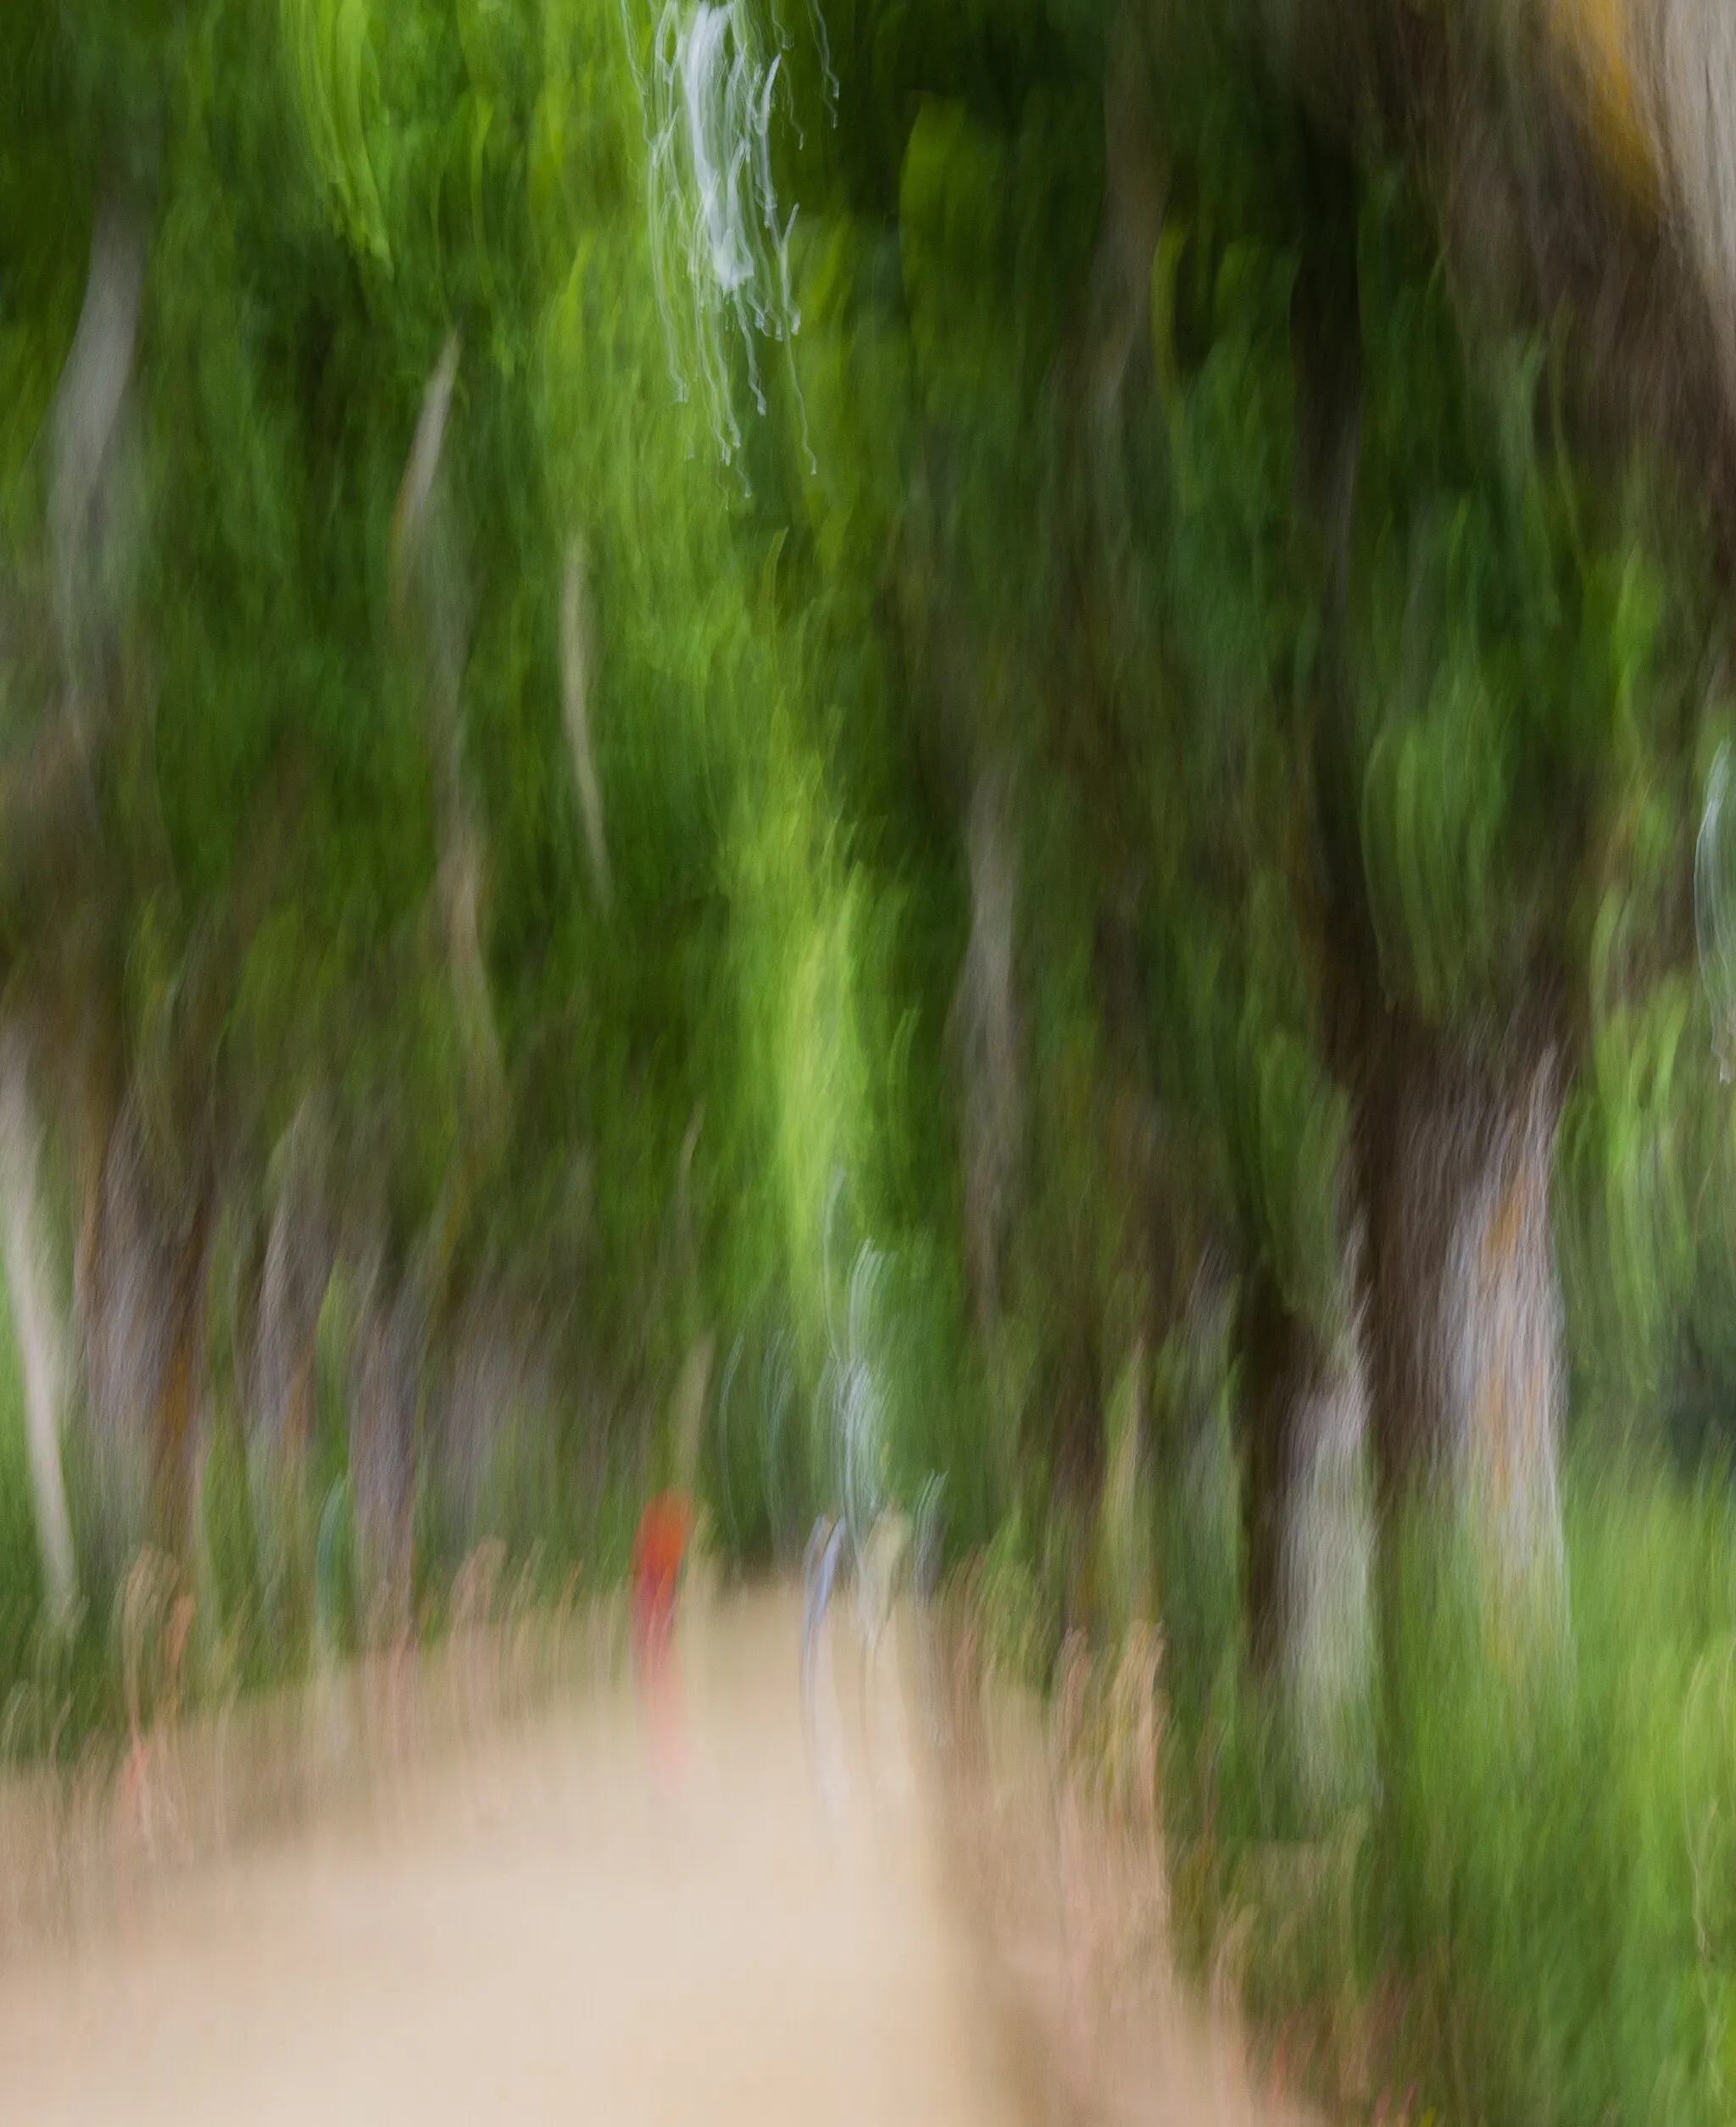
xmin=631 ymin=1490 xmax=693 ymax=1776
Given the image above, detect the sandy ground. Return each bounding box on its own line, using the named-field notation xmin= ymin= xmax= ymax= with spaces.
xmin=0 ymin=1590 xmax=1021 ymax=2125
xmin=0 ymin=1587 xmax=1317 ymax=2126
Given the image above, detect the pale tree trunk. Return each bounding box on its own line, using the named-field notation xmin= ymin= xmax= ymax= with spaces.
xmin=1239 ymin=1250 xmax=1374 ymax=1793
xmin=1280 ymin=1296 xmax=1375 ymax=1804
xmin=75 ymin=1098 xmax=163 ymax=1577
xmin=71 ymin=1085 xmax=220 ymax=1573
xmin=395 ymin=334 xmax=503 ymax=1129
xmin=673 ymin=1332 xmax=715 ymax=1498
xmin=1628 ymin=3 xmax=1736 ymax=370
xmin=1444 ymin=1053 xmax=1568 ymax=1640
xmin=425 ymin=1284 xmax=554 ymax=1541
xmin=249 ymin=1103 xmax=334 ymax=1464
xmin=348 ymin=1255 xmax=424 ymax=1646
xmin=426 ymin=1299 xmax=517 ymax=1538
xmin=248 ymin=1194 xmax=317 ymax=1631
xmin=1357 ymin=1022 xmax=1567 ymax=1650
xmin=238 ymin=1107 xmax=333 ymax=1655
xmin=0 ymin=1040 xmax=76 ymax=1623
xmin=47 ymin=206 xmax=143 ymax=706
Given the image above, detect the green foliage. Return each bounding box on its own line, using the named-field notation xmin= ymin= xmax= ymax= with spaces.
xmin=7 ymin=20 xmax=1736 ymax=2126
xmin=1147 ymin=1465 xmax=1736 ymax=2127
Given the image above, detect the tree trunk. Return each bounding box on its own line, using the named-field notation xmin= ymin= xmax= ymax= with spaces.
xmin=425 ymin=1284 xmax=552 ymax=1540
xmin=1239 ymin=1259 xmax=1316 ymax=1678
xmin=151 ymin=1189 xmax=214 ymax=1557
xmin=1282 ymin=1308 xmax=1374 ymax=1801
xmin=72 ymin=1089 xmax=220 ymax=1571
xmin=251 ymin=1107 xmax=333 ymax=1464
xmin=0 ymin=1040 xmax=77 ymax=1622
xmin=958 ymin=766 xmax=1021 ymax=1339
xmin=348 ymin=1257 xmax=424 ymax=1645
xmin=75 ymin=1099 xmax=161 ymax=1574
xmin=1446 ymin=1047 xmax=1569 ymax=1635
xmin=1098 ymin=1332 xmax=1152 ymax=1634
xmin=1238 ymin=1218 xmax=1378 ymax=1801
xmin=1355 ymin=1015 xmax=1567 ymax=1643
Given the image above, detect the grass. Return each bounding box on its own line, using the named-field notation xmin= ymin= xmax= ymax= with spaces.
xmin=1128 ymin=1454 xmax=1736 ymax=2127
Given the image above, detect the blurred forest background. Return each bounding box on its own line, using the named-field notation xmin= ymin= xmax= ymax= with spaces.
xmin=10 ymin=0 xmax=1736 ymax=2118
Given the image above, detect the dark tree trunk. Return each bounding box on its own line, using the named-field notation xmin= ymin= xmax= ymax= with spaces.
xmin=1289 ymin=164 xmax=1568 ymax=1672
xmin=1239 ymin=1259 xmax=1321 ymax=1678
xmin=151 ymin=1185 xmax=215 ymax=1556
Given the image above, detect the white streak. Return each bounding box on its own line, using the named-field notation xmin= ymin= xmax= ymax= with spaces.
xmin=0 ymin=1041 xmax=75 ymax=1623
xmin=622 ymin=0 xmax=832 ymax=468
xmin=1697 ymin=739 xmax=1736 ymax=1077
xmin=561 ymin=537 xmax=613 ymax=910
xmin=48 ymin=211 xmax=143 ymax=693
xmin=397 ymin=333 xmax=462 ymax=558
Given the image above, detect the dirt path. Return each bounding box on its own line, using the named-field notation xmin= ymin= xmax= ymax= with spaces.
xmin=0 ymin=1587 xmax=1317 ymax=2126
xmin=0 ymin=1589 xmax=1019 ymax=2125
